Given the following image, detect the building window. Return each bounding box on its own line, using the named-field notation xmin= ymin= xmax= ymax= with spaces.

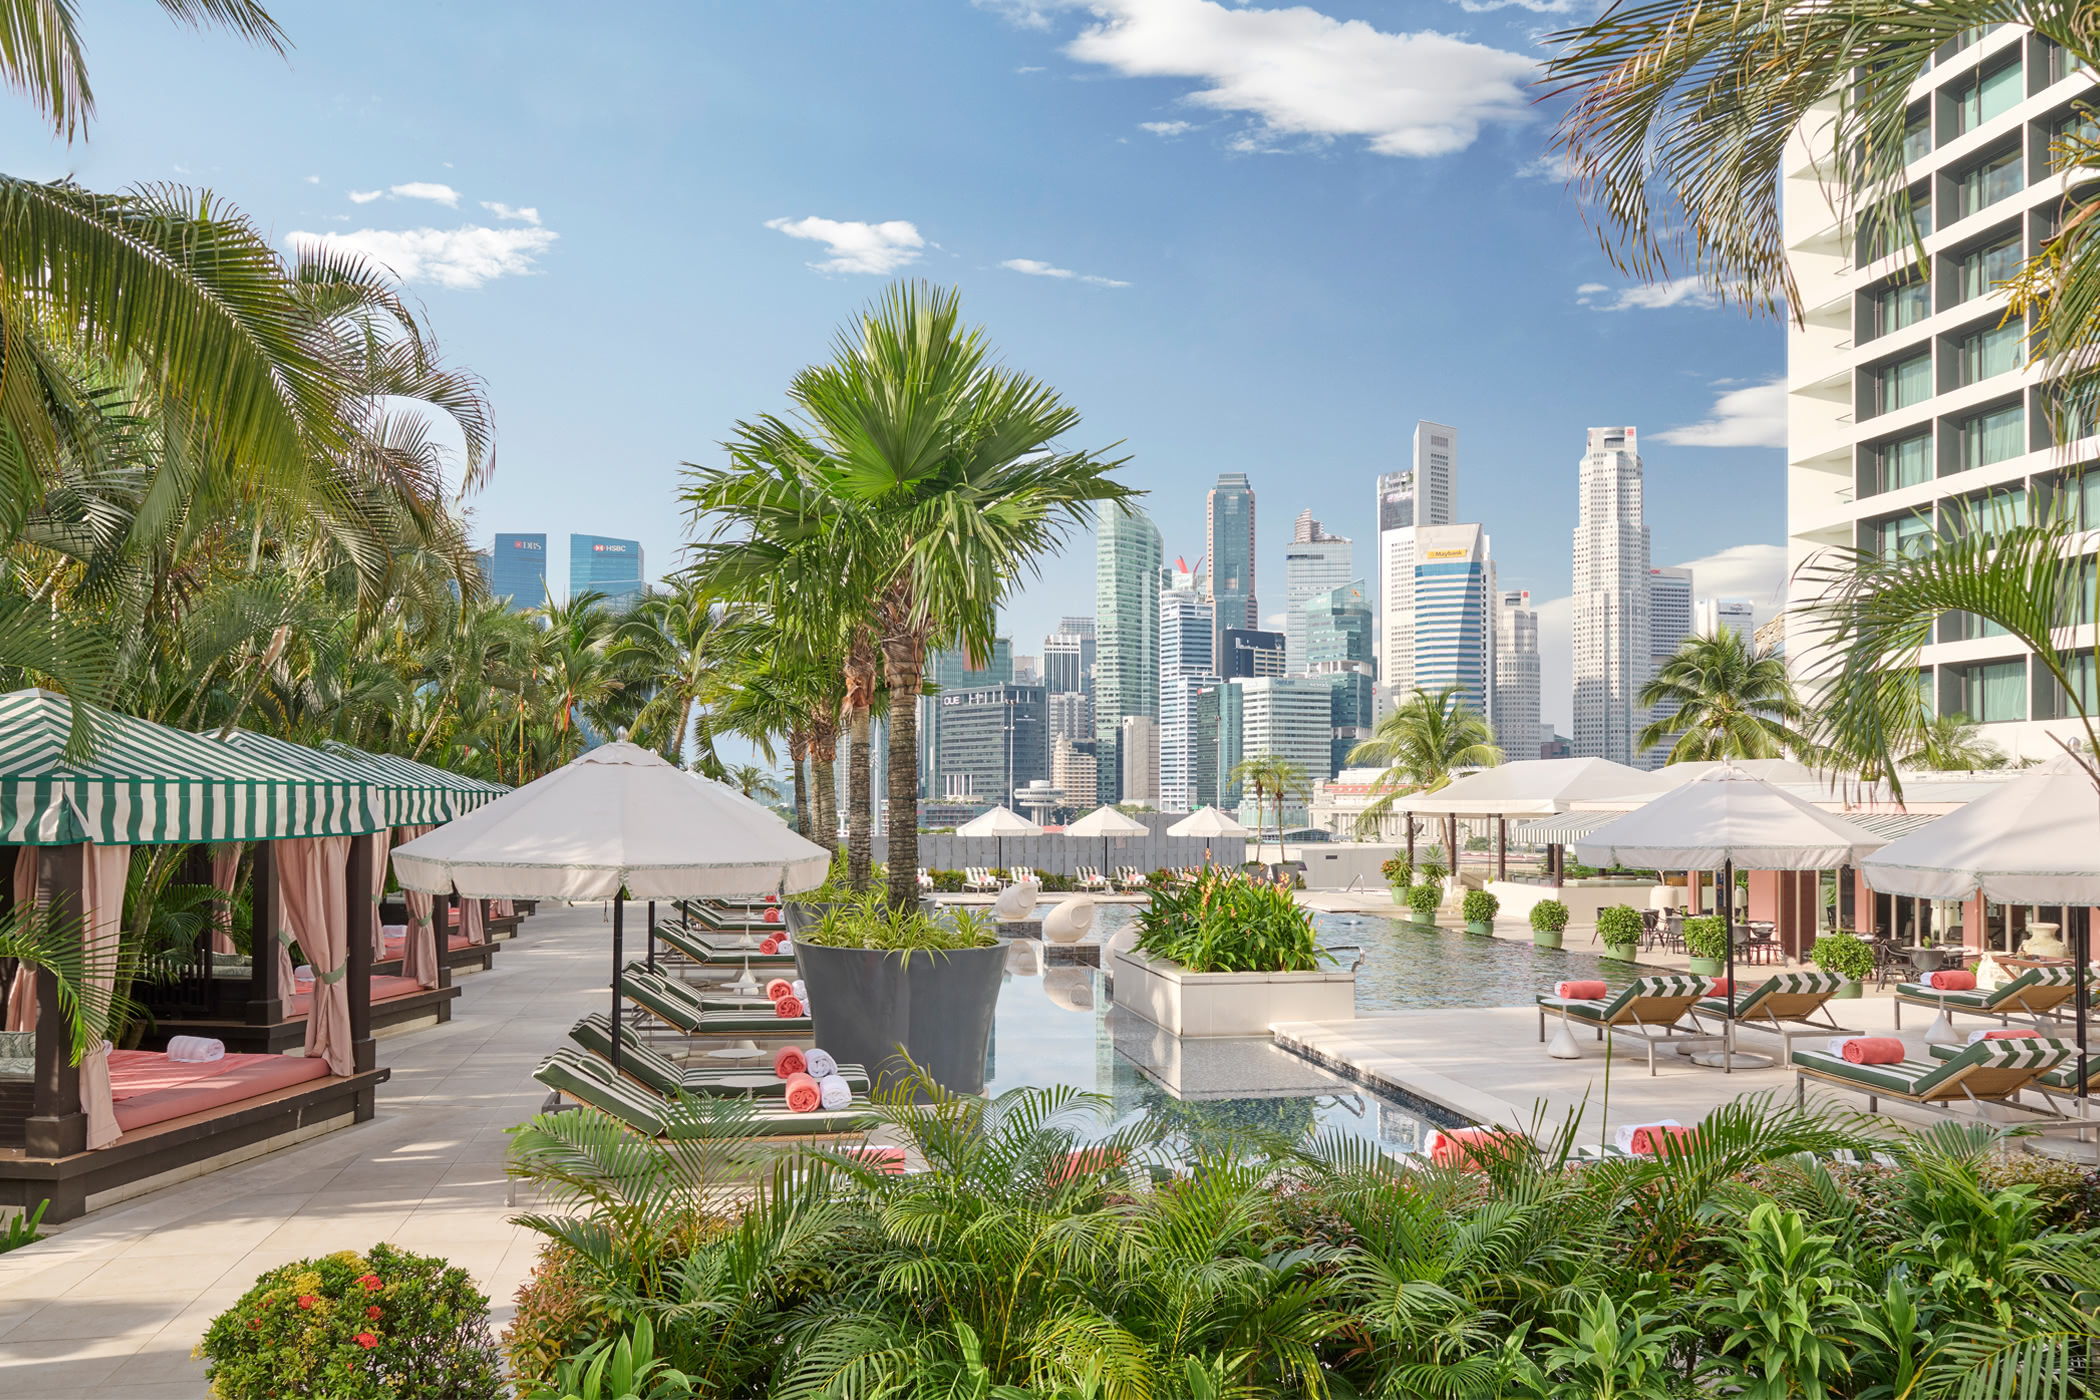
xmin=2037 ymin=653 xmax=2098 ymax=719
xmin=1954 ymin=148 xmax=2022 ymax=219
xmin=1904 ymin=108 xmax=1932 ymax=164
xmin=1955 ymin=234 xmax=2022 ymax=303
xmin=1868 ymin=430 xmax=1934 ymax=494
xmin=1859 ymin=188 xmax=1932 ymax=262
xmin=1870 ymin=279 xmax=1932 ymax=338
xmin=1943 ymin=484 xmax=2029 ymax=540
xmin=1951 ymin=60 xmax=2022 ymax=136
xmin=1958 ymin=402 xmax=2024 ymax=469
xmin=1875 ymin=512 xmax=1935 ymax=559
xmin=1950 ymin=658 xmax=2027 ymax=722
xmin=1870 ymin=351 xmax=1932 ymax=415
xmin=1939 ymin=610 xmax=2012 ymax=642
xmin=2038 ymin=37 xmax=2080 ymax=87
xmin=1956 ymin=318 xmax=2024 ymax=384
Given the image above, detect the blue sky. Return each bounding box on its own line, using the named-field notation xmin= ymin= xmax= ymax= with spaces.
xmin=19 ymin=0 xmax=1788 ymax=732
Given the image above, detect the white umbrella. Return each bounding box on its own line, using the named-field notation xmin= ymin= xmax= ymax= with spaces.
xmin=1167 ymin=805 xmax=1250 ymax=867
xmin=393 ymin=742 xmax=830 ymax=1072
xmin=1066 ymin=805 xmax=1149 ymax=882
xmin=955 ymin=803 xmax=1044 ymax=873
xmin=1862 ymin=756 xmax=2099 ymax=1067
xmin=1569 ymin=764 xmax=1886 ymax=1070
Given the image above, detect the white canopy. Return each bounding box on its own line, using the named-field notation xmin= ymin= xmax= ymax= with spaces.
xmin=1064 ymin=805 xmax=1150 ymax=837
xmin=1393 ymin=757 xmax=1661 ymax=816
xmin=955 ymin=804 xmax=1044 ymax=837
xmin=1570 ymin=764 xmax=1887 ymax=870
xmin=1641 ymin=758 xmax=1820 ymax=788
xmin=391 ymin=742 xmax=831 ymax=899
xmin=1166 ymin=806 xmax=1251 ymax=838
xmin=1860 ymin=757 xmax=2100 ymax=903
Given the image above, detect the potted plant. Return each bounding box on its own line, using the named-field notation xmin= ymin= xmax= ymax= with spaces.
xmin=1681 ymin=915 xmax=1728 ymax=977
xmin=1406 ymin=881 xmax=1442 ymax=927
xmin=1810 ymin=931 xmax=1873 ymax=998
xmin=1461 ymin=888 xmax=1499 ymax=936
xmin=794 ymin=895 xmax=1006 ymax=1096
xmin=1596 ymin=904 xmax=1643 ymax=961
xmin=1113 ymin=868 xmax=1354 ymax=1036
xmin=1380 ymin=856 xmax=1413 ymax=904
xmin=1530 ymin=898 xmax=1570 ymax=949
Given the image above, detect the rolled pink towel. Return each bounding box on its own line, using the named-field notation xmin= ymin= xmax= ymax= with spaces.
xmin=759 ymin=936 xmax=782 ymax=955
xmin=774 ymin=994 xmax=804 ymax=1019
xmin=773 ymin=1045 xmax=806 ymax=1079
xmin=1841 ymin=1037 xmax=1905 ymax=1065
xmin=1928 ymin=969 xmax=1976 ymax=991
xmin=1630 ymin=1125 xmax=1696 ymax=1156
xmin=765 ymin=977 xmax=795 ymax=1002
xmin=784 ymin=1071 xmax=820 ymax=1113
xmin=1555 ymin=980 xmax=1608 ymax=1000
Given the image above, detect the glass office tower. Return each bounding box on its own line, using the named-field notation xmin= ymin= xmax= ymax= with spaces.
xmin=490 ymin=533 xmax=548 ymax=612
xmin=570 ymin=534 xmax=646 ymax=612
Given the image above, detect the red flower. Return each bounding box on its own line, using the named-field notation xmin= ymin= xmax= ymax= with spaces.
xmin=248 ymin=1318 xmax=262 ymax=1330
xmin=357 ymin=1274 xmax=382 ymax=1291
xmin=297 ymin=1295 xmax=318 ymax=1310
xmin=366 ymin=1305 xmax=382 ymax=1319
xmin=354 ymin=1331 xmax=378 ymax=1349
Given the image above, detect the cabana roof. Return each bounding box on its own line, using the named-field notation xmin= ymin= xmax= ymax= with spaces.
xmin=1390 ymin=757 xmax=1660 ymax=817
xmin=216 ymin=730 xmax=507 ymax=827
xmin=0 ymin=690 xmax=380 ymax=844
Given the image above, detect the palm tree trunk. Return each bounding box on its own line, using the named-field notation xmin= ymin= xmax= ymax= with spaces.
xmin=844 ymin=632 xmax=877 ymax=893
xmin=1447 ymin=815 xmax=1459 ymax=896
xmin=788 ymin=727 xmax=811 ymax=838
xmin=810 ymin=716 xmax=839 ymax=856
xmin=880 ymin=630 xmax=927 ymax=908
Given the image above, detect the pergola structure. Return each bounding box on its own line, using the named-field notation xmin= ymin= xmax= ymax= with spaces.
xmin=1389 ymin=757 xmax=1661 ymax=882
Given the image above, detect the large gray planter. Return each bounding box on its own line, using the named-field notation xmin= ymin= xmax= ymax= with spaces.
xmin=793 ymin=940 xmax=1010 ymax=1097
xmin=783 ymin=902 xmax=845 ymax=936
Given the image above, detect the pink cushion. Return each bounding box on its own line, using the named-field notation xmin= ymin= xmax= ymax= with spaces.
xmin=109 ymin=1052 xmax=330 ymax=1133
xmin=287 ymin=974 xmax=426 ymax=1019
xmin=380 ymin=933 xmax=474 ymax=955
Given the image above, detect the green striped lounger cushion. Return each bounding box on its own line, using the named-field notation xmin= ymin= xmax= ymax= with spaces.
xmin=1538 ymin=975 xmax=1711 ymax=1023
xmin=534 ymin=1049 xmax=874 ymax=1137
xmin=1696 ymin=970 xmax=1846 ymax=1017
xmin=567 ymin=1014 xmax=868 ymax=1098
xmin=1792 ymin=1037 xmax=2073 ymax=1095
xmin=619 ymin=969 xmax=812 ymax=1035
xmin=655 ymin=924 xmax=797 ymax=966
xmin=1928 ymin=1038 xmax=2100 ymax=1090
xmin=1896 ymin=967 xmax=2070 ymax=1008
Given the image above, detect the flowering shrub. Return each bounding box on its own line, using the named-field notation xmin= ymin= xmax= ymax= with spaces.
xmin=197 ymin=1243 xmax=505 ymax=1399
xmin=1379 ymin=856 xmax=1413 ymax=889
xmin=505 ymin=1243 xmax=617 ymax=1389
xmin=1133 ymin=867 xmax=1326 ymax=972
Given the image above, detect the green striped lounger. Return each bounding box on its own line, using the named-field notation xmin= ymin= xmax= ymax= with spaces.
xmin=1536 ymin=975 xmax=1715 ymax=1075
xmin=620 ymin=967 xmax=812 ymax=1037
xmin=676 ymin=901 xmax=777 ymax=933
xmin=1689 ymin=970 xmax=1860 ymax=1057
xmin=655 ymin=922 xmax=797 ymax=968
xmin=1791 ymin=1037 xmax=2075 ymax=1123
xmin=1928 ymin=1037 xmax=2100 ymax=1109
xmin=568 ymin=1014 xmax=869 ymax=1098
xmin=1893 ymin=967 xmax=2078 ymax=1032
xmin=534 ymin=1047 xmax=874 ymax=1139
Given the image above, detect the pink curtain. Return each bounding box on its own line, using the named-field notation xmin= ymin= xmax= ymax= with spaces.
xmin=5 ymin=848 xmax=38 ymax=1033
xmin=208 ymin=844 xmax=242 ymax=955
xmin=369 ymin=828 xmax=392 ymax=961
xmin=277 ymin=836 xmax=353 ymax=1076
xmin=461 ymin=898 xmax=486 ymax=946
xmin=393 ymin=827 xmax=438 ymax=989
xmin=81 ymin=844 xmax=128 ymax=1150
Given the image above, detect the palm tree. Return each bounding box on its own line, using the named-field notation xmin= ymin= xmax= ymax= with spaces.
xmin=1636 ymin=630 xmax=1807 ymax=764
xmin=1545 ymin=5 xmax=2100 ymax=435
xmin=529 ymin=592 xmax=622 ymax=769
xmin=1899 ymin=713 xmax=2008 ymax=772
xmin=609 ymin=579 xmax=728 ymax=770
xmin=0 ymin=1 xmax=286 ymax=140
xmin=1228 ymin=755 xmax=1310 ymax=864
xmin=1346 ymin=687 xmax=1501 ymax=863
xmin=724 ymin=764 xmax=781 ymax=804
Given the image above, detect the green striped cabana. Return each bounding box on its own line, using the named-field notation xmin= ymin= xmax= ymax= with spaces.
xmin=215 ymin=731 xmax=502 ymax=828
xmin=0 ymin=691 xmax=381 ymax=844
xmin=323 ymin=744 xmax=508 ymax=823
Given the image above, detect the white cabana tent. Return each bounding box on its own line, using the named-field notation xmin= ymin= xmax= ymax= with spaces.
xmin=1571 ymin=764 xmax=1886 ymax=1069
xmin=1861 ymin=756 xmax=2098 ymax=1068
xmin=392 ymin=742 xmax=830 ymax=1072
xmin=1065 ymin=805 xmax=1149 ymax=878
xmin=1167 ymin=805 xmax=1251 ymax=866
xmin=1389 ymin=757 xmax=1660 ymax=882
xmin=954 ymin=804 xmax=1044 ymax=871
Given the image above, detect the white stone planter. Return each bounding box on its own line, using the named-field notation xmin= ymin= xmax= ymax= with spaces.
xmin=1111 ymin=947 xmax=1355 ymax=1038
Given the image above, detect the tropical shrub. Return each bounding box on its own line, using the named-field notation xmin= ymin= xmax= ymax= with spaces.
xmin=1681 ymin=915 xmax=1728 ymax=961
xmin=0 ymin=1200 xmax=45 ymax=1255
xmin=1810 ymin=931 xmax=1874 ymax=983
xmin=1530 ymin=899 xmax=1571 ymax=934
xmin=1596 ymin=904 xmax=1643 ymax=950
xmin=505 ymin=1244 xmax=615 ymax=1388
xmin=1461 ymin=889 xmax=1500 ymax=925
xmin=800 ymin=893 xmax=997 ymax=951
xmin=1406 ymin=882 xmax=1443 ymax=916
xmin=1379 ymin=855 xmax=1413 ymax=889
xmin=198 ymin=1244 xmax=504 ymax=1400
xmin=1031 ymin=869 xmax=1075 ymax=893
xmin=1417 ymin=858 xmax=1447 ymax=885
xmin=928 ymin=869 xmax=966 ymax=892
xmin=519 ymin=1315 xmax=694 ymax=1400
xmin=1132 ymin=867 xmax=1327 ymax=972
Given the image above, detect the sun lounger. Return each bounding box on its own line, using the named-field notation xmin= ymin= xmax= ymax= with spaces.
xmin=1927 ymin=1037 xmax=2100 ymax=1113
xmin=653 ymin=921 xmax=796 ymax=969
xmin=533 ymin=1047 xmax=874 ymax=1139
xmin=620 ymin=967 xmax=813 ymax=1037
xmin=677 ymin=900 xmax=775 ymax=933
xmin=1791 ymin=1036 xmax=2078 ymax=1124
xmin=1536 ymin=975 xmax=1715 ymax=1075
xmin=567 ymin=1014 xmax=870 ymax=1099
xmin=1892 ymin=966 xmax=2078 ymax=1033
xmin=1115 ymin=866 xmax=1144 ymax=890
xmin=1076 ymin=866 xmax=1110 ymax=891
xmin=917 ymin=867 xmax=934 ymax=891
xmin=964 ymin=867 xmax=1000 ymax=892
xmin=1689 ymin=970 xmax=1860 ymax=1058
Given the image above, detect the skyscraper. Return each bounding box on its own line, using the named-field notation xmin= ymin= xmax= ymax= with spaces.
xmin=1047 ymin=690 xmax=1093 ymax=745
xmin=1641 ymin=565 xmax=1695 ymax=768
xmin=931 ymin=641 xmax=1014 ymax=692
xmin=1051 ymin=735 xmax=1097 ymax=811
xmin=1411 ymin=524 xmax=1495 ymax=719
xmin=1694 ymin=599 xmax=1757 ymax=640
xmin=1234 ymin=677 xmax=1333 ymax=829
xmin=1376 ymin=421 xmax=1458 ymax=704
xmin=490 ymin=533 xmax=548 ymax=612
xmin=1159 ymin=586 xmax=1220 ymax=812
xmin=1221 ymin=629 xmax=1286 ymax=679
xmin=1571 ymin=427 xmax=1653 ymax=765
xmin=1494 ymin=589 xmax=1542 ymax=763
xmin=1042 ymin=618 xmax=1095 ymax=696
xmin=935 ymin=684 xmax=1047 ymax=807
xmin=1095 ymin=502 xmax=1161 ymax=804
xmin=1120 ymin=715 xmax=1160 ymax=807
xmin=1783 ymin=26 xmax=2099 ymax=759
xmin=1204 ymin=472 xmax=1256 ymax=663
xmin=1305 ymin=581 xmax=1377 ymax=779
xmin=1283 ymin=511 xmax=1353 ymax=674
xmin=1160 ymin=588 xmax=1215 ymax=679
xmin=570 ymin=534 xmax=645 ymax=611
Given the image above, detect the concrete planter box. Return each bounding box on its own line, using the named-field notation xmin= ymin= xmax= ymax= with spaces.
xmin=1111 ymin=947 xmax=1355 ymax=1038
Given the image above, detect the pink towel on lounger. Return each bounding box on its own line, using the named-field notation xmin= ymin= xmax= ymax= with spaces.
xmin=773 ymin=1046 xmax=806 ymax=1079
xmin=765 ymin=977 xmax=795 ymax=1002
xmin=774 ymin=994 xmax=804 ymax=1018
xmin=1841 ymin=1037 xmax=1905 ymax=1065
xmin=1630 ymin=1125 xmax=1697 ymax=1156
xmin=1554 ymin=980 xmax=1608 ymax=1000
xmin=783 ymin=1072 xmax=820 ymax=1113
xmin=1928 ymin=969 xmax=1976 ymax=991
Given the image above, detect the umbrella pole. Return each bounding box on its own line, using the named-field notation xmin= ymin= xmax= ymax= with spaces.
xmin=647 ymin=899 xmax=657 ymax=973
xmin=2076 ymin=907 xmax=2090 ymax=1105
xmin=1722 ymin=859 xmax=1736 ymax=1074
xmin=611 ymin=892 xmax=625 ymax=1077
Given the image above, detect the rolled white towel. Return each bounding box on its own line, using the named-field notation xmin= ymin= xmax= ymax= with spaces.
xmin=1612 ymin=1119 xmax=1680 ymax=1153
xmin=293 ymin=965 xmax=316 ymax=982
xmin=1966 ymin=1028 xmax=1991 ymax=1045
xmin=804 ymin=1047 xmax=838 ymax=1080
xmin=817 ymin=1072 xmax=851 ymax=1111
xmin=166 ymin=1035 xmax=226 ymax=1063
xmin=1826 ymin=1037 xmax=1860 ymax=1058
xmin=791 ymin=979 xmax=807 ymax=1000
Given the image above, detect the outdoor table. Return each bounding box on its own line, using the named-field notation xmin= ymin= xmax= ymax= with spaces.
xmin=1905 ymin=945 xmax=1971 ymax=975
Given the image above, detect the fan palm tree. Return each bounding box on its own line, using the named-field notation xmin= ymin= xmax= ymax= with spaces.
xmin=1899 ymin=713 xmax=2009 ymax=772
xmin=1636 ymin=630 xmax=1807 ymax=764
xmin=1347 ymin=686 xmax=1501 ymax=859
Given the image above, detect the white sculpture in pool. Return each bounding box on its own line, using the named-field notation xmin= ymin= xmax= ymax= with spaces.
xmin=993 ymin=879 xmax=1041 ymax=921
xmin=1043 ymin=897 xmax=1095 ymax=944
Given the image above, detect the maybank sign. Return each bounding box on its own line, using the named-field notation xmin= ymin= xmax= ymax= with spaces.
xmin=1423 ymin=548 xmax=1469 ymax=561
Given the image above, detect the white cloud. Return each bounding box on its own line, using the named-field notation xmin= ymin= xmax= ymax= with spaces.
xmin=1001 ymin=256 xmax=1130 ymax=287
xmin=1656 ymin=378 xmax=1787 ymax=448
xmin=348 ymin=189 xmax=383 ymax=203
xmin=1016 ymin=64 xmax=1046 ymax=73
xmin=1576 ymin=275 xmax=1728 ymax=311
xmin=1140 ymin=119 xmax=1194 ymax=136
xmin=303 ymin=174 xmax=320 ymax=185
xmin=389 ymin=181 xmax=460 ymax=206
xmin=1451 ymin=0 xmax=1577 ymax=11
xmin=765 ymin=216 xmax=925 ymax=275
xmin=482 ymin=200 xmax=542 ymax=225
xmin=975 ymin=0 xmax=1058 ymax=28
xmin=288 ymin=225 xmax=559 ymax=289
xmin=1057 ymin=0 xmax=1535 ymax=158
